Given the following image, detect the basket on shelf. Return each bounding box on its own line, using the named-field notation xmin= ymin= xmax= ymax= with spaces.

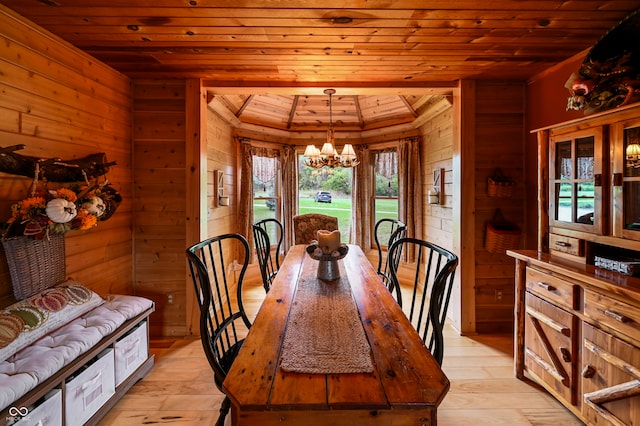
xmin=485 ymin=209 xmax=521 ymax=254
xmin=1 ymin=234 xmax=66 ymax=300
xmin=487 ymin=168 xmax=515 ymax=198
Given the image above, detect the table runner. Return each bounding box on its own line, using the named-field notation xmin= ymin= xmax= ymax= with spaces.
xmin=280 ymin=255 xmax=374 ymax=374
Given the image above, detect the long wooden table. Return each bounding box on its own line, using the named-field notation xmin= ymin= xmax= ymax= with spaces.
xmin=223 ymin=244 xmax=449 ymax=426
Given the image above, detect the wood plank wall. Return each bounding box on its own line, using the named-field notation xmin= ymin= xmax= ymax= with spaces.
xmin=206 ymin=108 xmax=238 ymax=239
xmin=474 ymin=81 xmax=526 ymax=333
xmin=131 ymin=88 xmax=239 ymax=338
xmin=420 ymin=99 xmax=457 ymax=321
xmin=422 ymin=99 xmax=455 ymax=248
xmin=182 ymin=107 xmax=240 ymax=336
xmin=0 ymin=6 xmax=133 ymax=307
xmin=132 ymin=79 xmax=188 ymax=337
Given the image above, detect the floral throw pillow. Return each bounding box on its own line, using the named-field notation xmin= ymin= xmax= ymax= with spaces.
xmin=0 ymin=280 xmax=104 ymax=363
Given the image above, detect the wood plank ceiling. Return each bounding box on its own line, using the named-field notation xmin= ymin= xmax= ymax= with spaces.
xmin=3 ymin=0 xmax=639 ymax=130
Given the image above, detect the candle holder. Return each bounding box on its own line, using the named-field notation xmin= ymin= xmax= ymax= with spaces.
xmin=305 ymin=242 xmax=349 ymax=281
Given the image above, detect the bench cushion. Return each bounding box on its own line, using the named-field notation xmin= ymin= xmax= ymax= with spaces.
xmin=0 ymin=280 xmax=103 ymax=364
xmin=0 ymin=294 xmax=153 ymax=411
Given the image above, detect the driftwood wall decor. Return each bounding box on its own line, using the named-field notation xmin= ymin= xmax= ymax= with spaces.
xmin=0 ymin=144 xmax=116 ymax=182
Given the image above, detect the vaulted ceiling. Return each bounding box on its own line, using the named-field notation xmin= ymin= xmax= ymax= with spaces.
xmin=3 ymin=1 xmax=639 ymax=129
xmin=209 ymin=92 xmax=447 ymax=132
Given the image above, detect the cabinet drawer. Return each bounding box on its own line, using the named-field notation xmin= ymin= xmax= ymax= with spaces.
xmin=524 ymin=292 xmax=578 ymax=405
xmin=115 ymin=320 xmax=148 ymax=386
xmin=584 ymin=289 xmax=640 ymax=343
xmin=526 ymin=267 xmax=578 ymax=310
xmin=65 ymin=348 xmax=115 ymax=426
xmin=582 ymin=323 xmax=640 ymax=426
xmin=549 ymin=234 xmax=584 ymax=257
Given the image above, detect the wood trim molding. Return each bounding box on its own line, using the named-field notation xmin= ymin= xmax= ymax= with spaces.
xmin=185 ymin=78 xmax=208 ymax=336
xmin=453 ymin=79 xmax=476 ymax=335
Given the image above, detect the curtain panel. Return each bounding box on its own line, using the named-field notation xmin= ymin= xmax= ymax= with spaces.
xmin=351 ymin=145 xmax=371 ymax=249
xmin=280 ymin=145 xmax=297 ymax=252
xmin=239 ymin=140 xmax=254 ymax=252
xmin=349 ymin=145 xmax=373 ymax=251
xmin=398 ymin=136 xmax=423 ymax=260
xmin=239 ymin=139 xmax=296 ymax=256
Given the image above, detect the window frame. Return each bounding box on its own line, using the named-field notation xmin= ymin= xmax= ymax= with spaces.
xmin=371 ymin=148 xmax=400 ymax=249
xmin=252 ymin=154 xmax=281 ymax=225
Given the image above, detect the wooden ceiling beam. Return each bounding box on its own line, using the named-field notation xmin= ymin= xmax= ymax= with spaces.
xmin=287 ymin=95 xmax=299 ymax=129
xmin=236 ymin=94 xmax=254 ymax=118
xmin=353 ymin=96 xmax=365 ymax=129
xmin=207 ymin=96 xmax=243 ymax=127
xmin=398 ymin=95 xmax=418 ymax=118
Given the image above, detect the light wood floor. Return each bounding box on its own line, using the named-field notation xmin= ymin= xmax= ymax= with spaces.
xmin=99 ymin=264 xmax=584 ymax=426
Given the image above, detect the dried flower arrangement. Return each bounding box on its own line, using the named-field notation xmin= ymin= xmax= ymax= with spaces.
xmin=1 ymin=153 xmax=121 ymax=240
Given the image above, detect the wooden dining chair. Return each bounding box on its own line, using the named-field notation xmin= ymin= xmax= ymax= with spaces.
xmin=387 ymin=237 xmax=459 ymax=365
xmin=374 ymin=218 xmax=406 ymax=296
xmin=252 ymin=218 xmax=284 ymax=292
xmin=185 ymin=233 xmax=251 ymax=426
xmin=292 ymin=213 xmax=338 ymax=244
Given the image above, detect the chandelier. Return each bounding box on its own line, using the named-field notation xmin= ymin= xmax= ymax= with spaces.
xmin=303 ymin=89 xmax=360 ymax=168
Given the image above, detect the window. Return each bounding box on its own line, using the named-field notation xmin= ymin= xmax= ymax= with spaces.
xmin=297 ymin=154 xmax=352 ymax=242
xmin=253 ymin=155 xmax=279 ymax=226
xmin=373 ymin=150 xmax=399 ymax=245
xmin=554 ymin=137 xmax=595 ymax=224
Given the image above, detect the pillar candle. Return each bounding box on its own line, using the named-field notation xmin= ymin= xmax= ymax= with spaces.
xmin=316 ymin=229 xmax=341 ymax=254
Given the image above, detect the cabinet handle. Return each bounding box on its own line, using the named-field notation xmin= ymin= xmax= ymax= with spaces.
xmin=560 ymin=347 xmax=571 ymax=363
xmin=536 ymin=281 xmax=556 ymax=292
xmin=554 ymin=241 xmax=571 ymax=248
xmin=604 ymin=309 xmax=630 ymax=323
xmin=594 ymin=174 xmax=602 ymax=187
xmin=582 ymin=365 xmax=596 ymax=379
xmin=612 ymin=172 xmax=623 ymax=187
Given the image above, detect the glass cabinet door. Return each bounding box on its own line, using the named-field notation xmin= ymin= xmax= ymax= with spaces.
xmin=549 ymin=127 xmax=604 ymax=234
xmin=613 ymin=120 xmax=640 ymax=241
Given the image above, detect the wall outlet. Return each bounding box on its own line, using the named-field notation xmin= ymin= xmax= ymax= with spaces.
xmin=167 ymin=293 xmax=174 ymax=304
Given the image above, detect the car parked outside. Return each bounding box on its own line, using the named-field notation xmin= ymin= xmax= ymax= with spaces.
xmin=314 ymin=191 xmax=332 ymax=203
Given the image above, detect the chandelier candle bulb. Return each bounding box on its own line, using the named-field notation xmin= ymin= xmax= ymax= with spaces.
xmin=316 ymin=229 xmax=341 ymax=254
xmin=341 ymin=144 xmax=357 ymax=161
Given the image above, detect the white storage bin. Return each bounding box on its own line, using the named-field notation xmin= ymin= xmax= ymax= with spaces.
xmin=10 ymin=388 xmax=62 ymax=426
xmin=114 ymin=320 xmax=149 ymax=386
xmin=64 ymin=349 xmax=115 ymax=426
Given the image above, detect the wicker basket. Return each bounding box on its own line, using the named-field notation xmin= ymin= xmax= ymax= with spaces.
xmin=485 ymin=209 xmax=521 ymax=254
xmin=487 ymin=168 xmax=515 ymax=198
xmin=1 ymin=235 xmax=65 ymax=300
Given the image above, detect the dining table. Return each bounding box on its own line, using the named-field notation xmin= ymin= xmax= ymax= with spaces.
xmin=222 ymin=244 xmax=450 ymax=426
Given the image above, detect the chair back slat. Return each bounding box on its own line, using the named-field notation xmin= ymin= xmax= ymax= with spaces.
xmin=186 ymin=234 xmax=251 ymax=390
xmin=253 ymin=218 xmax=284 ymax=292
xmin=388 ymin=237 xmax=458 ymax=365
xmin=374 ymin=218 xmax=406 ymax=299
xmin=254 ymin=218 xmax=284 ymax=269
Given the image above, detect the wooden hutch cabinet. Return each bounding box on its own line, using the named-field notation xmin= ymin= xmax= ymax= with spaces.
xmin=509 ymin=103 xmax=640 ymax=425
